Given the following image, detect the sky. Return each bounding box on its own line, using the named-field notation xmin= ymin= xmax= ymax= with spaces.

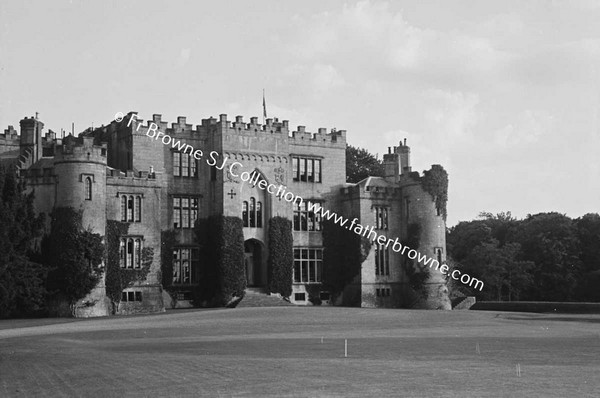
xmin=1 ymin=0 xmax=599 ymax=226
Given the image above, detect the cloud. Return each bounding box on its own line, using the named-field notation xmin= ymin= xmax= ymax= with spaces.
xmin=421 ymin=89 xmax=480 ymax=140
xmin=493 ymin=110 xmax=553 ymax=148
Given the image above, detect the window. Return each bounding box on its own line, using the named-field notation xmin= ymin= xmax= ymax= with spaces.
xmin=375 ymin=206 xmax=388 ymax=230
xmin=293 ymin=248 xmax=323 ymax=283
xmin=243 ymin=197 xmax=262 ymax=228
xmin=436 ymin=248 xmax=443 ymax=265
xmin=119 ymin=237 xmax=143 ymax=269
xmin=375 ymin=244 xmax=390 ymax=276
xmin=242 ymin=201 xmax=249 ymax=227
xmin=173 ymin=196 xmax=199 ymax=229
xmin=173 ymin=151 xmax=197 ymax=178
xmin=121 ymin=291 xmax=143 ymax=302
xmin=120 ymin=194 xmax=143 ymax=222
xmin=376 ymin=287 xmax=391 ymax=297
xmin=294 ymin=292 xmax=306 ymax=301
xmin=84 ymin=177 xmax=92 ymax=200
xmin=172 ymin=248 xmax=200 ymax=285
xmin=293 ymin=200 xmax=322 ymax=231
xmin=292 ymin=157 xmax=321 ymax=183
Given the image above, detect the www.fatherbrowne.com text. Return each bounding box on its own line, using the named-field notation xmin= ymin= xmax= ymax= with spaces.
xmin=124 ymin=112 xmax=484 ymax=291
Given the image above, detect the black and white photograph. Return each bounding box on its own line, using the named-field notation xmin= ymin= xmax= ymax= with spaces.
xmin=0 ymin=1 xmax=599 ymax=396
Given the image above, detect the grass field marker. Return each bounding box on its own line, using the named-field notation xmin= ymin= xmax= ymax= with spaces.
xmin=344 ymin=339 xmax=348 ymax=358
xmin=476 ymin=342 xmax=480 ymax=355
xmin=516 ymin=363 xmax=521 ymax=377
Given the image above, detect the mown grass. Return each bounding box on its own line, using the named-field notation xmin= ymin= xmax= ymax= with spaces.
xmin=0 ymin=307 xmax=599 ymax=397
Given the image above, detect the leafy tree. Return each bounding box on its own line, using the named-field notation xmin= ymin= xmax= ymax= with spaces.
xmin=0 ymin=166 xmax=46 ymax=318
xmin=42 ymin=207 xmax=104 ymax=306
xmin=513 ymin=213 xmax=581 ymax=301
xmin=457 ymin=240 xmax=534 ymax=301
xmin=346 ymin=144 xmax=384 ymax=183
xmin=575 ymin=213 xmax=600 ymax=301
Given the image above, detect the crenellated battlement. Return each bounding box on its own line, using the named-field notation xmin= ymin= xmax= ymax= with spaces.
xmin=55 ymin=136 xmax=108 ymax=164
xmin=122 ymin=112 xmax=347 ymax=145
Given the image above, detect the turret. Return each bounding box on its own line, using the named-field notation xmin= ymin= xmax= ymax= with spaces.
xmin=19 ymin=116 xmax=44 ymax=162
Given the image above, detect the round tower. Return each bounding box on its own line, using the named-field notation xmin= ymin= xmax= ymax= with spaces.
xmin=401 ymin=176 xmax=451 ymax=310
xmin=54 ymin=136 xmax=107 ymax=234
xmin=54 ymin=136 xmax=110 ymax=317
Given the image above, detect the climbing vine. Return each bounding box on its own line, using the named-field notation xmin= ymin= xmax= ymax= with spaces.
xmin=267 ymin=217 xmax=293 ymax=297
xmin=323 ymin=219 xmax=372 ymax=297
xmin=105 ymin=220 xmax=152 ymax=310
xmin=402 ymin=223 xmax=429 ymax=298
xmin=420 ymin=164 xmax=449 ymax=221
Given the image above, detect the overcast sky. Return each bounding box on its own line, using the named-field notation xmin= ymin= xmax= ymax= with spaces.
xmin=1 ymin=0 xmax=599 ymax=226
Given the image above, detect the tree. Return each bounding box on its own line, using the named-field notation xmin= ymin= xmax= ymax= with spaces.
xmin=513 ymin=213 xmax=581 ymax=301
xmin=0 ymin=165 xmax=46 ymax=318
xmin=42 ymin=207 xmax=104 ymax=306
xmin=575 ymin=213 xmax=600 ymax=301
xmin=346 ymin=144 xmax=384 ymax=183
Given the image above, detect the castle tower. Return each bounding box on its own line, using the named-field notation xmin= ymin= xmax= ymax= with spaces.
xmin=19 ymin=116 xmax=44 ymax=163
xmin=54 ymin=136 xmax=110 ymax=317
xmin=54 ymin=136 xmax=107 ymax=234
xmin=400 ymin=168 xmax=451 ymax=310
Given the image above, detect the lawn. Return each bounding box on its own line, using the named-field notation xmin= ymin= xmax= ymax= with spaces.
xmin=0 ymin=307 xmax=599 ymax=397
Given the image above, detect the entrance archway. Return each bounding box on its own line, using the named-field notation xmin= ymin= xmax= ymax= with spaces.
xmin=244 ymin=239 xmax=265 ymax=287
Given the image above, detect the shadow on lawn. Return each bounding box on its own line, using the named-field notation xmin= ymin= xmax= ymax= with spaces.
xmin=504 ymin=315 xmax=600 ymax=324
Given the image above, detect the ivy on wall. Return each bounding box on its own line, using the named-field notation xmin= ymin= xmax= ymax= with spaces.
xmin=42 ymin=207 xmax=104 ymax=306
xmin=105 ymin=220 xmax=152 ymax=311
xmin=322 ymin=219 xmax=371 ymax=298
xmin=160 ymin=229 xmax=178 ymax=291
xmin=194 ymin=215 xmax=245 ymax=306
xmin=267 ymin=217 xmax=293 ymax=298
xmin=402 ymin=222 xmax=429 ymax=301
xmin=420 ymin=164 xmax=449 ymax=221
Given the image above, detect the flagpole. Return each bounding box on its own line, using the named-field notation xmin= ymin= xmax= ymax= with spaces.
xmin=263 ymin=89 xmax=267 ymax=125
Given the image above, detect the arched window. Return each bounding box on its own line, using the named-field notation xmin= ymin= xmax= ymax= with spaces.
xmin=128 ymin=196 xmax=134 ymax=222
xmin=249 ymin=198 xmax=256 ymax=227
xmin=134 ymin=239 xmax=141 ymax=268
xmin=256 ymin=201 xmax=262 ymax=228
xmin=135 ymin=196 xmax=142 ymax=222
xmin=119 ymin=239 xmax=125 ymax=268
xmin=127 ymin=239 xmax=134 ymax=269
xmin=120 ymin=196 xmax=127 ymax=222
xmin=242 ymin=201 xmax=248 ymax=227
xmin=84 ymin=177 xmax=92 ymax=200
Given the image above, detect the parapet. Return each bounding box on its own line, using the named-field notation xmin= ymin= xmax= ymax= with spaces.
xmin=55 ymin=135 xmax=108 ymax=164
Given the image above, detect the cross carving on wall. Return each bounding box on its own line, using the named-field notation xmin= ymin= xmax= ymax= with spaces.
xmin=227 ymin=189 xmax=237 ymax=199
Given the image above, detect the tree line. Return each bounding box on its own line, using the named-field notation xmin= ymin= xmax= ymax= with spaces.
xmin=447 ymin=211 xmax=600 ymax=302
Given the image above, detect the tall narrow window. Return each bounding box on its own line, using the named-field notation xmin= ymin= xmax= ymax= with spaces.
xmin=242 ymin=201 xmax=249 ymax=227
xmin=128 ymin=196 xmax=134 ymax=222
xmin=292 ymin=157 xmax=299 ymax=181
xmin=375 ymin=207 xmax=388 ymax=230
xmin=120 ymin=196 xmax=127 ymax=222
xmin=119 ymin=239 xmax=125 ymax=268
xmin=173 ymin=152 xmax=181 ymax=176
xmin=134 ymin=239 xmax=141 ymax=268
xmin=173 ymin=197 xmax=181 ymax=228
xmin=85 ymin=177 xmax=92 ymax=200
xmin=249 ymin=198 xmax=256 ymax=227
xmin=127 ymin=239 xmax=134 ymax=269
xmin=135 ymin=196 xmax=142 ymax=222
xmin=181 ymin=154 xmax=189 ymax=177
xmin=256 ymin=201 xmax=262 ymax=228
xmin=375 ymin=244 xmax=389 ymax=276
xmin=315 ymin=160 xmax=321 ymax=183
xmin=307 ymin=159 xmax=314 ymax=182
xmin=300 ymin=158 xmax=306 ymax=181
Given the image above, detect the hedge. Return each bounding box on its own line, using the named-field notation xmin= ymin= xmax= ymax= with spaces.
xmin=267 ymin=217 xmax=293 ymax=297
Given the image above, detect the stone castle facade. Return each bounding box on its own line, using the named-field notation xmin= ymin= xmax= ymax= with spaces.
xmin=0 ymin=112 xmax=450 ymax=317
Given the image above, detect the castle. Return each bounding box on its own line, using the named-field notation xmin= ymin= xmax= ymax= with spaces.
xmin=0 ymin=112 xmax=450 ymax=317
